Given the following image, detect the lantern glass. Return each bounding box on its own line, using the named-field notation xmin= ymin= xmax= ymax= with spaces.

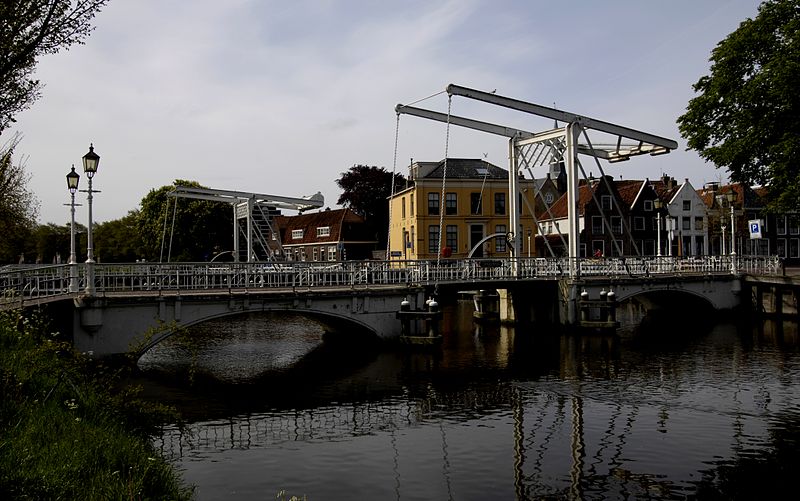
xmin=82 ymin=144 xmax=100 ymax=178
xmin=66 ymin=165 xmax=80 ymax=193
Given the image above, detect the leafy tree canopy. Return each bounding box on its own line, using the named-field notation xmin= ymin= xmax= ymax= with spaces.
xmin=0 ymin=135 xmax=39 ymax=262
xmin=336 ymin=164 xmax=405 ymax=220
xmin=0 ymin=1 xmax=109 ymax=134
xmin=138 ymin=180 xmax=232 ymax=262
xmin=677 ymin=0 xmax=800 ymax=211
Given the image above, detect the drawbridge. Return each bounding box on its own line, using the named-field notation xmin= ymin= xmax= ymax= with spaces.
xmin=166 ymin=186 xmax=324 ymax=262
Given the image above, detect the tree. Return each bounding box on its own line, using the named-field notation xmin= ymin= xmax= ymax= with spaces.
xmin=138 ymin=180 xmax=232 ymax=262
xmin=0 ymin=1 xmax=109 ymax=134
xmin=94 ymin=210 xmax=144 ymax=262
xmin=677 ymin=0 xmax=800 ymax=211
xmin=0 ymin=135 xmax=39 ymax=262
xmin=336 ymin=165 xmax=405 ymax=245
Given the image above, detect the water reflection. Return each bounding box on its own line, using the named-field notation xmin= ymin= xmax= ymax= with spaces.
xmin=140 ymin=302 xmax=800 ymax=500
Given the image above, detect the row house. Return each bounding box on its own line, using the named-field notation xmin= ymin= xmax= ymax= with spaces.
xmin=388 ymin=159 xmax=539 ymax=260
xmin=536 ymin=175 xmax=709 ymax=258
xmin=273 ymin=208 xmax=377 ymax=261
xmin=698 ymin=182 xmax=798 ymax=263
xmin=537 ymin=176 xmax=662 ymax=257
xmin=653 ymin=175 xmax=708 ymax=256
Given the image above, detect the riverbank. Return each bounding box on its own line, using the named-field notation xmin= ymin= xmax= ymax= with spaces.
xmin=0 ymin=308 xmax=193 ymax=500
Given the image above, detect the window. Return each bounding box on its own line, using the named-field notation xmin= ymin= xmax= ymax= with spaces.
xmin=495 ymin=225 xmax=507 ymax=252
xmin=682 ymin=216 xmax=691 ymax=231
xmin=778 ymin=238 xmax=787 ymax=257
xmin=428 ymin=193 xmax=440 ymax=215
xmin=470 ymin=192 xmax=482 ymax=215
xmin=791 ymin=238 xmax=799 ymax=258
xmin=410 ymin=196 xmax=414 ymax=216
xmin=592 ymin=240 xmax=605 ymax=256
xmin=611 ymin=240 xmax=623 ymax=257
xmin=547 ymin=222 xmax=554 ymax=234
xmin=410 ymin=226 xmax=415 ymax=250
xmin=446 ymin=225 xmax=458 ymax=250
xmin=683 ymin=200 xmax=691 ymax=211
xmin=446 ymin=193 xmax=457 ymax=215
xmin=790 ymin=216 xmax=799 ymax=235
xmin=495 ymin=193 xmax=506 ymax=215
xmin=401 ymin=197 xmax=406 ymax=218
xmin=601 ymin=195 xmax=612 ymax=211
xmin=292 ymin=229 xmax=304 ymax=240
xmin=271 ymin=231 xmax=277 ymax=241
xmin=320 ymin=247 xmax=326 ymax=261
xmin=611 ymin=216 xmax=622 ymax=234
xmin=316 ymin=226 xmax=330 ymax=237
xmin=428 ymin=226 xmax=439 ymax=254
xmin=643 ymin=200 xmax=653 ymax=211
xmin=544 ymin=192 xmax=554 ymax=205
xmin=778 ymin=216 xmax=787 ymax=235
xmin=328 ymin=245 xmax=337 ymax=261
xmin=312 ymin=247 xmax=318 ymax=261
xmin=633 ymin=217 xmax=645 ymax=231
xmin=592 ymin=216 xmax=604 ymax=234
xmin=694 ymin=217 xmax=704 ymax=230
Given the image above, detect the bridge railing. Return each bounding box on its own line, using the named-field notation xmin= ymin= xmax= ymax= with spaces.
xmin=0 ymin=255 xmax=784 ymax=306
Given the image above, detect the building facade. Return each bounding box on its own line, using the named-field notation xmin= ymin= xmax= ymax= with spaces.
xmin=273 ymin=208 xmax=376 ymax=261
xmin=388 ymin=159 xmax=538 ymax=260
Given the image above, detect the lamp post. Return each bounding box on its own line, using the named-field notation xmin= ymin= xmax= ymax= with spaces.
xmin=81 ymin=144 xmax=100 ymax=295
xmin=527 ymin=228 xmax=531 ymax=258
xmin=65 ymin=166 xmax=80 ymax=292
xmin=727 ymin=191 xmax=736 ymax=256
xmin=654 ymin=199 xmax=662 ymax=257
xmin=721 ymin=219 xmax=727 ymax=255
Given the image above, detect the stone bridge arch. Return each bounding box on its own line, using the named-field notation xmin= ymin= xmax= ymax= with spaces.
xmin=73 ymin=287 xmax=424 ymax=358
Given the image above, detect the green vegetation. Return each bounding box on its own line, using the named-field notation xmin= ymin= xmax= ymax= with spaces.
xmin=0 ymin=308 xmax=193 ymax=500
xmin=678 ymin=0 xmax=800 ymax=211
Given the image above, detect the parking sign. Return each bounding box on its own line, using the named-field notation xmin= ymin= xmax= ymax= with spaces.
xmin=749 ymin=219 xmax=763 ymax=239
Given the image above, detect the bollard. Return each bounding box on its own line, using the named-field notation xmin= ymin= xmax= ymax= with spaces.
xmin=427 ymin=299 xmax=439 ymax=337
xmin=400 ymin=298 xmax=410 ymax=337
xmin=606 ymin=289 xmax=616 ymax=323
xmin=580 ymin=289 xmax=589 ymax=322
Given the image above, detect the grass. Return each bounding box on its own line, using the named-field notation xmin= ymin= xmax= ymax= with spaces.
xmin=0 ymin=308 xmax=193 ymax=500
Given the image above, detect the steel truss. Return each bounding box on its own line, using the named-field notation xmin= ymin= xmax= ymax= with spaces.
xmin=168 ymin=186 xmax=324 ymax=262
xmin=396 ymin=84 xmax=678 ymax=277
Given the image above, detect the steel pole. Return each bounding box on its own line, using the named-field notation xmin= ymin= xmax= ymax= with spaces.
xmin=656 ymin=212 xmax=661 ymax=257
xmin=85 ymin=176 xmax=95 ymax=296
xmin=69 ymin=191 xmax=78 ymax=292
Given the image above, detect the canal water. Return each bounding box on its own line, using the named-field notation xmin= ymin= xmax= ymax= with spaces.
xmin=137 ymin=300 xmax=800 ymax=500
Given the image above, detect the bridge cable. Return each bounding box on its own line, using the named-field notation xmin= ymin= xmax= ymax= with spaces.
xmin=159 ymin=193 xmax=172 ymax=263
xmin=579 ymin=127 xmax=642 ymax=258
xmin=167 ymin=195 xmax=178 ymax=263
xmin=387 ymin=113 xmax=401 ymax=260
xmin=435 ymin=94 xmax=453 ymax=294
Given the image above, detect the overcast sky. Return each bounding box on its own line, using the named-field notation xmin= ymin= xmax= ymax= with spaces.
xmin=9 ymin=0 xmax=762 ymax=225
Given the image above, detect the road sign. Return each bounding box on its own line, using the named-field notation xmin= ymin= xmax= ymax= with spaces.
xmin=749 ymin=219 xmax=763 ymax=239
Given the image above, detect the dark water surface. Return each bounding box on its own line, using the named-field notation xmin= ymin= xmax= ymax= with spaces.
xmin=137 ymin=302 xmax=800 ymax=500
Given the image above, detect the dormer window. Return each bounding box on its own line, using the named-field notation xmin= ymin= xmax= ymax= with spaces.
xmin=317 ymin=226 xmax=331 ymax=237
xmin=292 ymin=229 xmax=304 ymax=240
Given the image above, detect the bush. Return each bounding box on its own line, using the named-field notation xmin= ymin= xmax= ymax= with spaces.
xmin=0 ymin=308 xmax=193 ymax=500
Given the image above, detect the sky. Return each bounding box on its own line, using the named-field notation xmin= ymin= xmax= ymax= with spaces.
xmin=8 ymin=0 xmax=763 ymax=225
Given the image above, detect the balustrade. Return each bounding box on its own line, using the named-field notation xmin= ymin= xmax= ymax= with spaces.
xmin=0 ymin=255 xmax=783 ymax=307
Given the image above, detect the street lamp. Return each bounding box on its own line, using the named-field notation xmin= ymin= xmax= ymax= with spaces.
xmin=727 ymin=191 xmax=736 ymax=256
xmin=65 ymin=165 xmax=80 ymax=292
xmin=81 ymin=144 xmax=100 ymax=295
xmin=527 ymin=228 xmax=531 ymax=258
xmin=654 ymin=199 xmax=662 ymax=257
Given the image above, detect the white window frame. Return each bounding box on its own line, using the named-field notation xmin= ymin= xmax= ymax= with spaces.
xmin=291 ymin=229 xmax=304 ymax=240
xmin=316 ymin=226 xmax=331 ymax=238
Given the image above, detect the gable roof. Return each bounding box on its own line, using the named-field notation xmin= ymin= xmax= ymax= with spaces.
xmin=422 ymin=158 xmax=508 ymax=180
xmin=275 ymin=208 xmax=366 ymax=245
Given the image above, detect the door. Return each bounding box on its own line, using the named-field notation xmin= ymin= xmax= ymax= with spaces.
xmin=470 ymin=224 xmax=484 ymax=258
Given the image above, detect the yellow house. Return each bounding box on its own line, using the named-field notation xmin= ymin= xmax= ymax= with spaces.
xmin=388 ymin=158 xmax=538 ymax=260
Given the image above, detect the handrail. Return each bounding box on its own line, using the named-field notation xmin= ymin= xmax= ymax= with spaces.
xmin=0 ymin=255 xmax=783 ymax=307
